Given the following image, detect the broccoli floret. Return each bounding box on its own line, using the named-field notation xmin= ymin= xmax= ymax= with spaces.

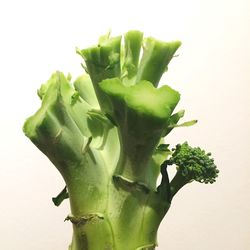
xmin=169 ymin=142 xmax=219 ymax=183
xmin=166 ymin=142 xmax=219 ymax=197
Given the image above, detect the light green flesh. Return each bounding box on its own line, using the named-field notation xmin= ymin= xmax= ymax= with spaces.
xmin=99 ymin=78 xmax=180 ymax=120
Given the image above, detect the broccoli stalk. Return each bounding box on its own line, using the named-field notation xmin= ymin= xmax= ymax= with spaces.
xmin=23 ymin=30 xmax=218 ymax=250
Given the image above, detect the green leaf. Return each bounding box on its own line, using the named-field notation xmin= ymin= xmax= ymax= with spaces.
xmin=168 ymin=119 xmax=198 ymax=128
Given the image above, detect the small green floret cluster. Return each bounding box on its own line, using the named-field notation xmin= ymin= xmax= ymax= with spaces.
xmin=167 ymin=142 xmax=219 ymax=184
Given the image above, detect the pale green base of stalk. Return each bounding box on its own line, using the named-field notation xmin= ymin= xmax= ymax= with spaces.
xmin=66 ymin=177 xmax=170 ymax=250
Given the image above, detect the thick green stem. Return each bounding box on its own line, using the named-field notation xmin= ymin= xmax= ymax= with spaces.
xmin=170 ymin=171 xmax=189 ymax=197
xmin=23 ymin=31 xmax=183 ymax=250
xmin=65 ymin=174 xmax=169 ymax=250
xmin=136 ymin=39 xmax=181 ymax=87
xmin=77 ymin=36 xmax=121 ymax=112
xmin=122 ymin=30 xmax=143 ymax=85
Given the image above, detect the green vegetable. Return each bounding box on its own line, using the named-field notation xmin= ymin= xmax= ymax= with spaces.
xmin=23 ymin=30 xmax=219 ymax=250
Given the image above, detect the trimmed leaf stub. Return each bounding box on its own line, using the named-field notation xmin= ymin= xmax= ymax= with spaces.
xmin=52 ymin=186 xmax=69 ymax=206
xmin=99 ymin=78 xmax=180 ymax=122
xmin=113 ymin=175 xmax=150 ymax=193
xmin=64 ymin=213 xmax=104 ymax=227
xmin=135 ymin=243 xmax=157 ymax=250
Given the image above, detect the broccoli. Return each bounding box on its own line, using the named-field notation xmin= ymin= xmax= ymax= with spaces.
xmin=23 ymin=30 xmax=218 ymax=250
xmin=164 ymin=142 xmax=219 ymax=198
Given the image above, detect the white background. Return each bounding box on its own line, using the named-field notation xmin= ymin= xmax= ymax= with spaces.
xmin=0 ymin=0 xmax=250 ymax=249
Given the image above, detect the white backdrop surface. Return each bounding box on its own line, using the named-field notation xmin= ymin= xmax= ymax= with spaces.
xmin=0 ymin=0 xmax=249 ymax=249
